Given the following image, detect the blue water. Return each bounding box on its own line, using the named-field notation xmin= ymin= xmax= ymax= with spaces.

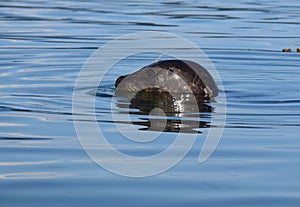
xmin=1 ymin=0 xmax=300 ymax=206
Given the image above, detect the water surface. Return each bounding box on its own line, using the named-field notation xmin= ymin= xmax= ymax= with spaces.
xmin=1 ymin=0 xmax=300 ymax=206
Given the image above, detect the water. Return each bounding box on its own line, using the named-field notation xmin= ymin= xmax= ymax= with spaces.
xmin=1 ymin=0 xmax=300 ymax=206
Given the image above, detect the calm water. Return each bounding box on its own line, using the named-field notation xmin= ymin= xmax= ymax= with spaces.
xmin=1 ymin=0 xmax=300 ymax=206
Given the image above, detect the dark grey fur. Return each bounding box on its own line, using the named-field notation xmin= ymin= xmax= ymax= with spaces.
xmin=115 ymin=60 xmax=218 ymax=99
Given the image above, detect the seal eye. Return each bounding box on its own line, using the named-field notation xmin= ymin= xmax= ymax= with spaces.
xmin=168 ymin=67 xmax=175 ymax=75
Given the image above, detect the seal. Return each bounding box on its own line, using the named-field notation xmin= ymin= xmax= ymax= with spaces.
xmin=115 ymin=59 xmax=218 ymax=99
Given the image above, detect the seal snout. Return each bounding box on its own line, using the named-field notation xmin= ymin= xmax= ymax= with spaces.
xmin=115 ymin=75 xmax=127 ymax=88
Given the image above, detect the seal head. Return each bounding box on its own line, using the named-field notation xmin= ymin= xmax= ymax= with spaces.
xmin=115 ymin=60 xmax=218 ymax=99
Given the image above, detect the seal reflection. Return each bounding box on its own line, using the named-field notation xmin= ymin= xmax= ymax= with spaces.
xmin=115 ymin=89 xmax=214 ymax=133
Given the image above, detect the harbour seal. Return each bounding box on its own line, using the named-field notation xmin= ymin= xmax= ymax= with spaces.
xmin=115 ymin=59 xmax=218 ymax=100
